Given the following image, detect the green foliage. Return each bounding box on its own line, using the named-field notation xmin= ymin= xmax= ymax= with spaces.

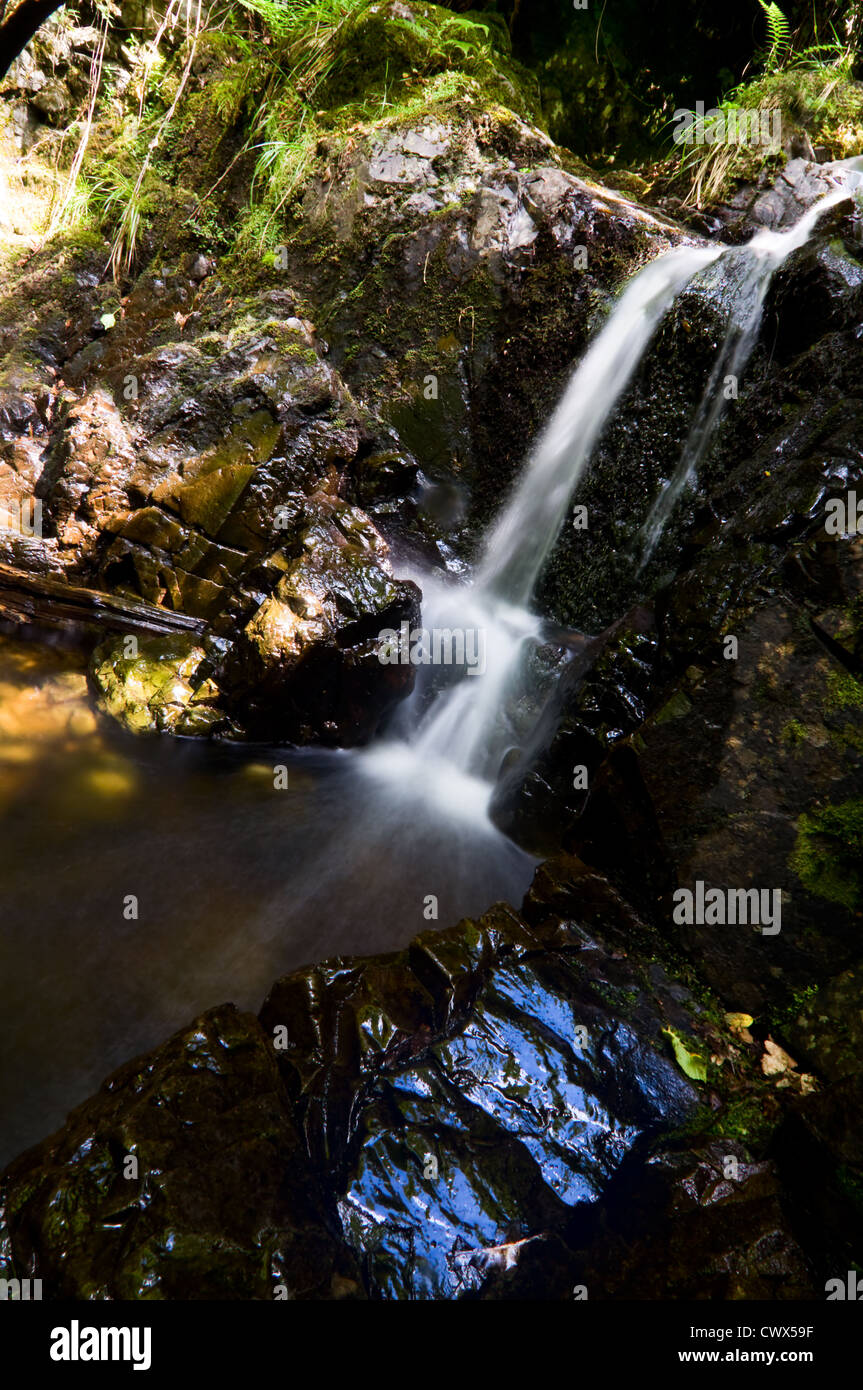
xmin=227 ymin=0 xmax=521 ymax=246
xmin=673 ymin=2 xmax=863 ymax=207
xmin=757 ymin=1 xmax=792 ymax=71
xmin=662 ymin=1026 xmax=708 ymax=1082
xmin=791 ymin=798 xmax=863 ymax=910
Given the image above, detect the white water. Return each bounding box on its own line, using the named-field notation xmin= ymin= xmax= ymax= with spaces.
xmin=475 ymin=245 xmax=724 ymax=607
xmin=391 ymin=246 xmax=723 ymax=785
xmin=363 ymin=185 xmax=856 ymax=805
xmin=639 ymin=186 xmax=853 ymax=565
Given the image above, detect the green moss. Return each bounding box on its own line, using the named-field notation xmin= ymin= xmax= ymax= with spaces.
xmin=791 ymin=798 xmax=863 ymax=910
xmin=826 ymin=666 xmax=863 ymax=711
xmin=712 ymin=1094 xmax=776 ymax=1151
xmin=781 ymin=717 xmax=810 ymax=747
xmin=655 ymin=689 xmax=693 ymax=725
xmin=90 ymin=635 xmax=221 ymax=737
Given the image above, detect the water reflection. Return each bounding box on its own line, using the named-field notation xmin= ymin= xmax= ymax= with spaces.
xmin=0 ymin=635 xmax=534 ymax=1165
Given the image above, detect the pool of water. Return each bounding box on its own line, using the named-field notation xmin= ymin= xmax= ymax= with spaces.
xmin=0 ymin=633 xmax=535 ymax=1166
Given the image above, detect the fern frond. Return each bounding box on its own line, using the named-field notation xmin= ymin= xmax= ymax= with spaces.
xmin=757 ymin=0 xmax=791 ymax=70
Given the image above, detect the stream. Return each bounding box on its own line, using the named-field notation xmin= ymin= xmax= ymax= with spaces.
xmin=1 ymin=181 xmax=856 ymax=1167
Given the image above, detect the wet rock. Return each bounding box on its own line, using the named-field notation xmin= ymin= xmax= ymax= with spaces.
xmin=0 ymin=254 xmax=426 ymax=743
xmin=90 ymin=633 xmax=223 ymax=737
xmin=223 ymin=496 xmax=421 ymax=744
xmin=569 ymin=1141 xmax=815 ymax=1300
xmin=572 ymin=581 xmax=863 ymax=1013
xmin=0 ymin=858 xmax=798 ymax=1300
xmin=0 ymin=1005 xmax=361 ymax=1299
xmin=787 ymin=967 xmax=863 ymax=1084
xmin=748 ymin=157 xmax=861 ymax=231
xmin=260 ymin=890 xmax=700 ymax=1299
xmin=40 ymin=388 xmax=140 ymax=557
xmin=499 ymin=605 xmax=658 ymax=853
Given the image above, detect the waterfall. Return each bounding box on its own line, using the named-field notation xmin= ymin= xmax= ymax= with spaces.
xmin=638 ymin=185 xmax=853 ymax=566
xmin=401 ymin=245 xmax=721 ymax=786
xmin=364 ymin=187 xmax=854 ymax=805
xmin=474 ymin=246 xmax=723 ymax=608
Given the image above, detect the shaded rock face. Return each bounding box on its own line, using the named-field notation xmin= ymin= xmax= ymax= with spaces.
xmin=0 ymin=1005 xmax=362 ymax=1300
xmin=566 ymin=1141 xmax=814 ymax=1302
xmin=774 ymin=1073 xmax=863 ymax=1289
xmin=565 ymin=502 xmax=863 ymax=1021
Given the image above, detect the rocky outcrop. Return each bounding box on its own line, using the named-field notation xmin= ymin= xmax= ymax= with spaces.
xmin=0 ymin=863 xmax=724 ymax=1300
xmin=0 ymin=249 xmax=421 ymax=742
xmin=0 ymin=1004 xmax=363 ymax=1299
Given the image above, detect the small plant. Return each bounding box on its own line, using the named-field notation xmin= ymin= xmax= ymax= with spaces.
xmin=757 ymin=0 xmax=792 ymax=71
xmin=674 ymin=0 xmax=863 ymax=208
xmin=226 ymin=0 xmax=503 ymax=245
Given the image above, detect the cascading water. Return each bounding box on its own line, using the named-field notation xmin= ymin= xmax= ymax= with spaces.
xmin=368 ymin=183 xmax=858 ymax=800
xmin=638 ymin=184 xmax=857 ymax=566
xmin=366 ymin=245 xmax=723 ymax=794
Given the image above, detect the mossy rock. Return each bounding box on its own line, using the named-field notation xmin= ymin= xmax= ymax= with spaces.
xmin=90 ymin=634 xmax=221 ymax=737
xmin=791 ymin=798 xmax=863 ymax=911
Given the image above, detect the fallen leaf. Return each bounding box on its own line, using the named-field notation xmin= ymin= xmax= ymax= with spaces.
xmin=761 ymin=1036 xmax=798 ymax=1077
xmin=662 ymin=1026 xmax=708 ymax=1082
xmin=725 ymin=1011 xmax=755 ymax=1043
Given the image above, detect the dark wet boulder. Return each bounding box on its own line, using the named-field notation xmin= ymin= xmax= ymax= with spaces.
xmin=769 ymin=965 xmax=863 ymax=1283
xmin=90 ymin=632 xmax=222 ymax=737
xmin=0 ymin=857 xmax=803 ymax=1300
xmin=510 ymin=311 xmax=863 ymax=1009
xmin=498 ymin=605 xmax=659 ymax=853
xmin=567 ymin=1141 xmax=815 ymax=1301
xmin=220 ymin=496 xmax=421 ymax=744
xmin=0 ymin=1005 xmax=362 ymax=1300
xmin=259 ymin=887 xmax=703 ymax=1299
